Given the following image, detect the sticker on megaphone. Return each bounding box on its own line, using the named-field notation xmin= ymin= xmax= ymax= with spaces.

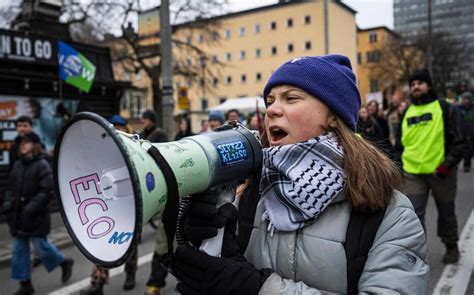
xmin=54 ymin=112 xmax=262 ymax=267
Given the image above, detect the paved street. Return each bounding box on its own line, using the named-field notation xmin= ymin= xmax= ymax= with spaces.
xmin=0 ymin=167 xmax=472 ymax=295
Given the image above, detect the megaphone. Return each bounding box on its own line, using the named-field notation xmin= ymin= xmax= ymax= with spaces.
xmin=54 ymin=112 xmax=262 ymax=268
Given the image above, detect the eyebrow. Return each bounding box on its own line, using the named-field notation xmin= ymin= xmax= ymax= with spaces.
xmin=269 ymin=87 xmax=305 ymax=97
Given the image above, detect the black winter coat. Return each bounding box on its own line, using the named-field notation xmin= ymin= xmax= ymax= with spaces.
xmin=3 ymin=154 xmax=53 ymax=237
xmin=139 ymin=125 xmax=168 ymax=143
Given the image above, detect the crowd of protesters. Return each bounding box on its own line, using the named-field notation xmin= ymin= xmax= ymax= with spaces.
xmin=0 ymin=54 xmax=472 ymax=295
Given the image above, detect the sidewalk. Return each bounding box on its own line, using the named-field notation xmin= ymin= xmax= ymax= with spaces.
xmin=0 ymin=213 xmax=73 ymax=265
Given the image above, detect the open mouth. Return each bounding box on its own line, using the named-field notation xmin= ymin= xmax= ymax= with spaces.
xmin=269 ymin=126 xmax=288 ymax=144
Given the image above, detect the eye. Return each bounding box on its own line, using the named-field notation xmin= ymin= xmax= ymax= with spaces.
xmin=266 ymin=97 xmax=275 ymax=106
xmin=287 ymin=96 xmax=300 ymax=102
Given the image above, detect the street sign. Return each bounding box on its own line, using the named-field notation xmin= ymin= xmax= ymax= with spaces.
xmin=177 ymin=86 xmax=190 ymax=110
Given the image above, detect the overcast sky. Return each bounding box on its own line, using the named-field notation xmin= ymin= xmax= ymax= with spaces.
xmin=0 ymin=0 xmax=394 ymax=32
xmin=229 ymin=0 xmax=394 ymax=29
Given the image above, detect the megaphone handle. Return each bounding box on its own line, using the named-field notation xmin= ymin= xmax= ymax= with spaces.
xmin=197 ymin=184 xmax=236 ymax=257
xmin=199 ymin=227 xmax=225 ymax=257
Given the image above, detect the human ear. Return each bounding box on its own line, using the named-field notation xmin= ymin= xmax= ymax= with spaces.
xmin=328 ymin=115 xmax=338 ymax=129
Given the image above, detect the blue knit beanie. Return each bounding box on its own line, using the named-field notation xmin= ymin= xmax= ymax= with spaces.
xmin=263 ymin=55 xmax=361 ymax=131
xmin=208 ymin=110 xmax=225 ymax=123
xmin=109 ymin=114 xmax=128 ymax=126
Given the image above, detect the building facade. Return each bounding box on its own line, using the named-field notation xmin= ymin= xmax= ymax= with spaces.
xmin=117 ymin=1 xmax=358 ymax=132
xmin=357 ymin=26 xmax=399 ymax=105
xmin=393 ymin=0 xmax=474 ymax=90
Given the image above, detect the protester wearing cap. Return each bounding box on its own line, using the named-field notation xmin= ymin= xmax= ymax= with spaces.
xmin=139 ymin=109 xmax=168 ymax=143
xmin=171 ymin=55 xmax=428 ymax=294
xmin=137 ymin=109 xmax=171 ymax=294
xmin=0 ymin=131 xmax=74 ymax=294
xmin=208 ymin=110 xmax=225 ymax=130
xmin=109 ymin=114 xmax=130 ymax=133
xmin=396 ymin=69 xmax=467 ymax=264
xmin=458 ymin=91 xmax=474 ymax=172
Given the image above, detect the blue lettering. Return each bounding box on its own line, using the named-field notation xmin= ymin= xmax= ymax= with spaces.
xmin=108 ymin=231 xmax=134 ymax=244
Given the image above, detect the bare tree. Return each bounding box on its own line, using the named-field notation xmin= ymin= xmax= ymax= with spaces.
xmin=103 ymin=0 xmax=228 ymax=123
xmin=0 ymin=0 xmax=22 ymax=29
xmin=413 ymin=31 xmax=470 ymax=96
xmin=367 ymin=36 xmax=425 ymax=92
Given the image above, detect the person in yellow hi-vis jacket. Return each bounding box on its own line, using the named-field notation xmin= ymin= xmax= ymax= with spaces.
xmin=395 ymin=69 xmax=467 ymax=264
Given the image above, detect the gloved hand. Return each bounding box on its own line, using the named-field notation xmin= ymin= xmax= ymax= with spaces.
xmin=435 ymin=165 xmax=450 ymax=178
xmin=185 ymin=187 xmax=236 ymax=250
xmin=171 ymin=245 xmax=273 ymax=295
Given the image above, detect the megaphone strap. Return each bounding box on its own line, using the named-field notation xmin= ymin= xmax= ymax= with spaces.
xmin=147 ymin=145 xmax=179 ymax=263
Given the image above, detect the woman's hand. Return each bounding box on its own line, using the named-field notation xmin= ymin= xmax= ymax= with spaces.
xmin=185 ymin=187 xmax=238 ymax=253
xmin=171 ymin=245 xmax=272 ymax=295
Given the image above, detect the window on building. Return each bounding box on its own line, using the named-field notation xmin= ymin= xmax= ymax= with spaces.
xmin=240 ymin=50 xmax=246 ymax=60
xmin=271 ymin=46 xmax=277 ymax=55
xmin=255 ymin=48 xmax=261 ymax=58
xmin=186 ymin=58 xmax=192 ymax=66
xmin=226 ymin=76 xmax=232 ymax=84
xmin=211 ymin=55 xmax=218 ymax=64
xmin=123 ymin=91 xmax=146 ymax=118
xmin=201 ymin=98 xmax=208 ymax=111
xmin=225 ymin=52 xmax=232 ymax=62
xmin=270 ymin=21 xmax=277 ymax=31
xmin=369 ymin=31 xmax=378 ymax=43
xmin=225 ymin=29 xmax=231 ymax=39
xmin=304 ymin=15 xmax=311 ymax=25
xmin=213 ymin=77 xmax=219 ymax=86
xmin=186 ymin=36 xmax=192 ymax=44
xmin=211 ymin=31 xmax=218 ymax=42
xmin=241 ymin=74 xmax=247 ymax=83
xmin=254 ymin=24 xmax=261 ymax=33
xmin=239 ymin=26 xmax=246 ymax=36
xmin=366 ymin=50 xmax=381 ymax=63
xmin=287 ymin=43 xmax=294 ymax=53
xmin=256 ymin=72 xmax=262 ymax=82
xmin=374 ymin=50 xmax=381 ymax=62
xmin=198 ymin=34 xmax=204 ymax=43
xmin=357 ymin=52 xmax=362 ymax=64
xmin=219 ymin=97 xmax=227 ymax=104
xmin=305 ymin=41 xmax=312 ymax=50
xmin=287 ymin=18 xmax=293 ymax=28
xmin=370 ymin=80 xmax=379 ymax=93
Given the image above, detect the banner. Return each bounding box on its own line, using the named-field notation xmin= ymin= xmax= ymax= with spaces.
xmin=58 ymin=41 xmax=96 ymax=93
xmin=0 ymin=95 xmax=79 ymax=165
xmin=0 ymin=29 xmax=57 ymax=65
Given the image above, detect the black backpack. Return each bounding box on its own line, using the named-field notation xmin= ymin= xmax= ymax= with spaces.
xmin=345 ymin=208 xmax=386 ymax=295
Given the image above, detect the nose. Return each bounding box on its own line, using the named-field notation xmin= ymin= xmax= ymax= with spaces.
xmin=266 ymin=100 xmax=283 ymax=118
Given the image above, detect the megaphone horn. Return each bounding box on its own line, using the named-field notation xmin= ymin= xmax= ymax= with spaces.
xmin=54 ymin=112 xmax=262 ymax=267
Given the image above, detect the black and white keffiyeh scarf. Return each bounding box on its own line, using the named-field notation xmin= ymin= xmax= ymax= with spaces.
xmin=260 ymin=132 xmax=346 ymax=232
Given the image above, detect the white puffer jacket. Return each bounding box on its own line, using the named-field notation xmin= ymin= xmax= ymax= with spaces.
xmin=244 ymin=191 xmax=429 ymax=294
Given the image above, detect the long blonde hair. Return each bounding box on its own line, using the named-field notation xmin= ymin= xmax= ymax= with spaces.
xmin=329 ymin=117 xmax=401 ymax=212
xmin=239 ymin=118 xmax=401 ymax=213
